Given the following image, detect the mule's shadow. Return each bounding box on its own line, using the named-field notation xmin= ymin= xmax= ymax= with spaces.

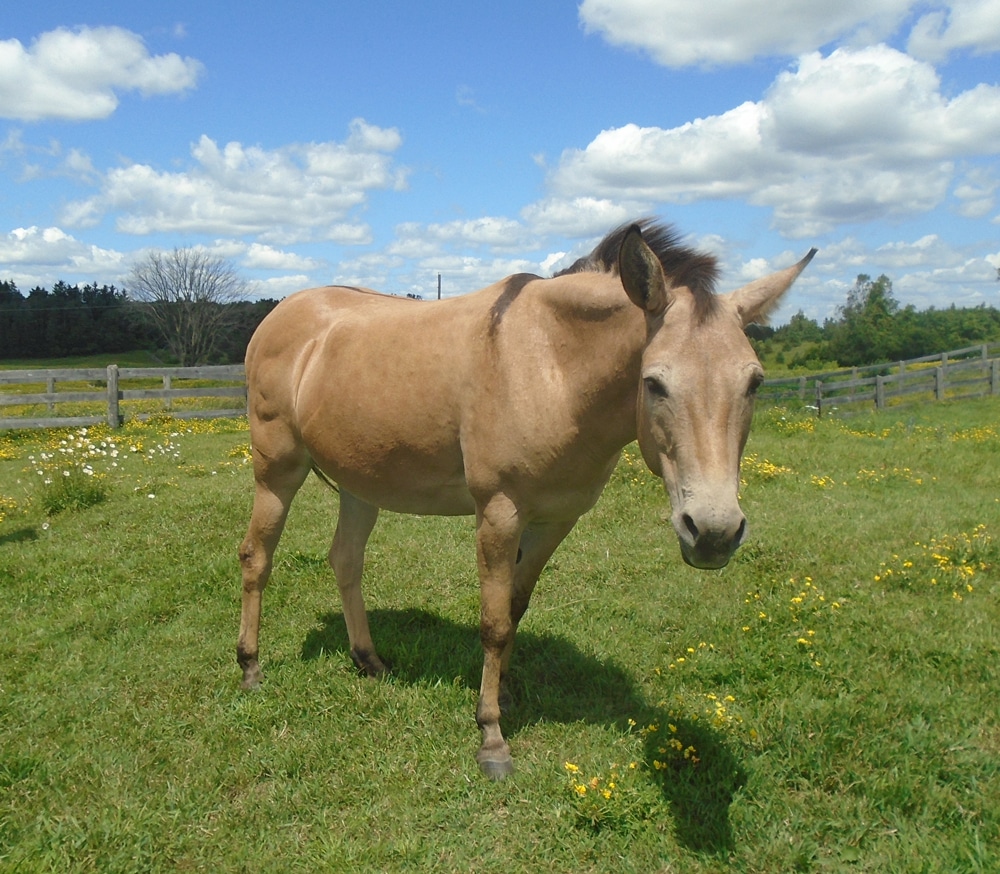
xmin=0 ymin=526 xmax=38 ymax=546
xmin=302 ymin=607 xmax=745 ymax=851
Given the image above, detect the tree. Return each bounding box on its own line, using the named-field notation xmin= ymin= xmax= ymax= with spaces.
xmin=127 ymin=249 xmax=250 ymax=365
xmin=828 ymin=274 xmax=900 ymax=365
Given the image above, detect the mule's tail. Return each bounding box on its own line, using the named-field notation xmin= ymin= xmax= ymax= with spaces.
xmin=311 ymin=463 xmax=340 ymax=493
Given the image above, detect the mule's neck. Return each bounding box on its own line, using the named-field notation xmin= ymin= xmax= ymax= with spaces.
xmin=541 ymin=274 xmax=647 ymax=454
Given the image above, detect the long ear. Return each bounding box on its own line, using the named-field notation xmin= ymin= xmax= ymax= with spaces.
xmin=618 ymin=224 xmax=670 ymax=316
xmin=728 ymin=248 xmax=817 ymax=327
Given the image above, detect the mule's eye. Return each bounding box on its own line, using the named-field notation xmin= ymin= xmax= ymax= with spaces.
xmin=747 ymin=371 xmax=764 ymax=397
xmin=644 ymin=376 xmax=669 ymax=399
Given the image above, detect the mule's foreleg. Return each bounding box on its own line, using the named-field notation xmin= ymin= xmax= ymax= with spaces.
xmin=328 ymin=490 xmax=385 ymax=677
xmin=237 ymin=455 xmax=309 ymax=689
xmin=473 ymin=495 xmax=524 ymax=780
xmin=500 ymin=518 xmax=578 ymax=683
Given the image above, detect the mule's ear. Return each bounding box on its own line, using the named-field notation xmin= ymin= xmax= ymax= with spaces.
xmin=619 ymin=224 xmax=670 ymax=316
xmin=728 ymin=248 xmax=817 ymax=327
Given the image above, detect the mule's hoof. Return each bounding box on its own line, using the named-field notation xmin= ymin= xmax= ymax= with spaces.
xmin=240 ymin=672 xmax=260 ymax=692
xmin=477 ymin=750 xmax=514 ymax=781
xmin=240 ymin=666 xmax=263 ymax=690
xmin=351 ymin=648 xmax=389 ymax=678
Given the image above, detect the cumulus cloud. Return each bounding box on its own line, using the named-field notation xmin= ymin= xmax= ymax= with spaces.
xmin=578 ymin=0 xmax=913 ymax=66
xmin=908 ymin=0 xmax=1000 ymax=60
xmin=62 ymin=119 xmax=407 ymax=243
xmin=541 ymin=45 xmax=1000 ymax=237
xmin=0 ymin=225 xmax=127 ymax=287
xmin=579 ymin=0 xmax=1000 ymax=66
xmin=246 ymin=275 xmax=314 ymax=300
xmin=388 ymin=217 xmax=531 ymax=260
xmin=372 ymin=227 xmax=552 ymax=297
xmin=242 ymin=243 xmax=321 ymax=271
xmin=520 ymin=197 xmax=640 ymax=237
xmin=0 ymin=26 xmax=203 ymax=121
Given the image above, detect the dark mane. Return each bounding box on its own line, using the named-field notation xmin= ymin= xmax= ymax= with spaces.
xmin=555 ymin=219 xmax=720 ymax=320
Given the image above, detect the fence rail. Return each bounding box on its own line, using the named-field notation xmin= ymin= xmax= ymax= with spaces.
xmin=759 ymin=342 xmax=1000 ymax=415
xmin=0 ymin=364 xmax=246 ymax=430
xmin=2 ymin=341 xmax=999 ymax=430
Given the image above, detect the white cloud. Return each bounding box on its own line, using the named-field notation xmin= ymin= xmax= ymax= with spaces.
xmin=908 ymin=0 xmax=1000 ymax=60
xmin=0 ymin=26 xmax=203 ymax=121
xmin=242 ymin=243 xmax=321 ymax=271
xmin=351 ymin=232 xmax=547 ymax=298
xmin=952 ymin=167 xmax=998 ymax=219
xmin=456 ymin=85 xmax=486 ymax=113
xmin=579 ymin=0 xmax=1000 ymax=66
xmin=766 ymin=232 xmax=1000 ymax=321
xmin=0 ymin=225 xmax=126 ymax=287
xmin=62 ymin=119 xmax=407 ymax=243
xmin=247 ymin=275 xmax=314 ymax=300
xmin=578 ymin=0 xmax=913 ymax=67
xmin=520 ymin=197 xmax=640 ymax=236
xmin=541 ymin=46 xmax=1000 ymax=237
xmin=388 ymin=217 xmax=530 ymax=260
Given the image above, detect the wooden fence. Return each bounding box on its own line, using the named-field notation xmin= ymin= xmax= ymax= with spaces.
xmin=2 ymin=341 xmax=999 ymax=430
xmin=0 ymin=365 xmax=246 ymax=430
xmin=759 ymin=342 xmax=1000 ymax=415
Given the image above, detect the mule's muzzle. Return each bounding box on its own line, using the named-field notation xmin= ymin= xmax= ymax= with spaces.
xmin=674 ymin=509 xmax=747 ymax=570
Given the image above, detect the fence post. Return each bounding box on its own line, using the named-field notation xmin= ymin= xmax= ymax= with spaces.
xmin=982 ymin=344 xmax=988 ymax=361
xmin=814 ymin=380 xmax=823 ymax=417
xmin=164 ymin=374 xmax=172 ymax=411
xmin=798 ymin=376 xmax=806 ymax=401
xmin=992 ymin=359 xmax=999 ymax=396
xmin=106 ymin=364 xmax=120 ymax=428
xmin=935 ymin=366 xmax=945 ymax=401
xmin=47 ymin=376 xmax=55 ymax=413
xmin=876 ymin=375 xmax=885 ymax=410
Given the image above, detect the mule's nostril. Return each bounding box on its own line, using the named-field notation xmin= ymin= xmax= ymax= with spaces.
xmin=734 ymin=518 xmax=747 ymax=545
xmin=682 ymin=513 xmax=699 ymax=541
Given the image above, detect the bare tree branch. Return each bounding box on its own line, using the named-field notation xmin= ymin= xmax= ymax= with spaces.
xmin=127 ymin=248 xmax=249 ymax=365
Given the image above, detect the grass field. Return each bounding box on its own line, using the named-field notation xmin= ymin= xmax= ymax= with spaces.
xmin=0 ymin=400 xmax=998 ymax=873
xmin=0 ymin=352 xmax=166 ymax=370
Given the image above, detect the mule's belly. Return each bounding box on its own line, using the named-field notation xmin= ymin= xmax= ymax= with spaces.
xmin=301 ymin=412 xmax=476 ymax=516
xmin=316 ymin=454 xmax=476 ymax=516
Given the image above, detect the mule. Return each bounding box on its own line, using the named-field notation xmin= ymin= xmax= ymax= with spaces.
xmin=237 ymin=220 xmax=815 ymax=779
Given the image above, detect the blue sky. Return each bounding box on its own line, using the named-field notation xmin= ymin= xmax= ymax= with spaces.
xmin=2 ymin=1 xmax=999 ymax=324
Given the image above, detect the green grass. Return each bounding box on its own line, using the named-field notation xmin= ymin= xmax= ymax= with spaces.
xmin=1 ymin=401 xmax=998 ymax=872
xmin=0 ymin=351 xmax=164 ymax=370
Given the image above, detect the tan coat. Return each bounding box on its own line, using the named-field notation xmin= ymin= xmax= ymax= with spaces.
xmin=238 ymin=220 xmax=815 ymax=778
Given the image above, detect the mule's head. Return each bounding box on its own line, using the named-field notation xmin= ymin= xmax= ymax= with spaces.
xmin=619 ymin=225 xmax=815 ymax=569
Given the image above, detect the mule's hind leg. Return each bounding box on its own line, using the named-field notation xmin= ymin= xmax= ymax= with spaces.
xmin=238 ymin=449 xmax=311 ymax=689
xmin=329 ymin=489 xmax=386 ymax=677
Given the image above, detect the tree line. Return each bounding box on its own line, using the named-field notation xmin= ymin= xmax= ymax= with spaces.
xmin=3 ymin=259 xmax=999 ymax=368
xmin=751 ymin=274 xmax=1000 ymax=369
xmin=0 ymin=278 xmax=278 ymax=364
xmin=1 ymin=250 xmax=281 ymax=365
